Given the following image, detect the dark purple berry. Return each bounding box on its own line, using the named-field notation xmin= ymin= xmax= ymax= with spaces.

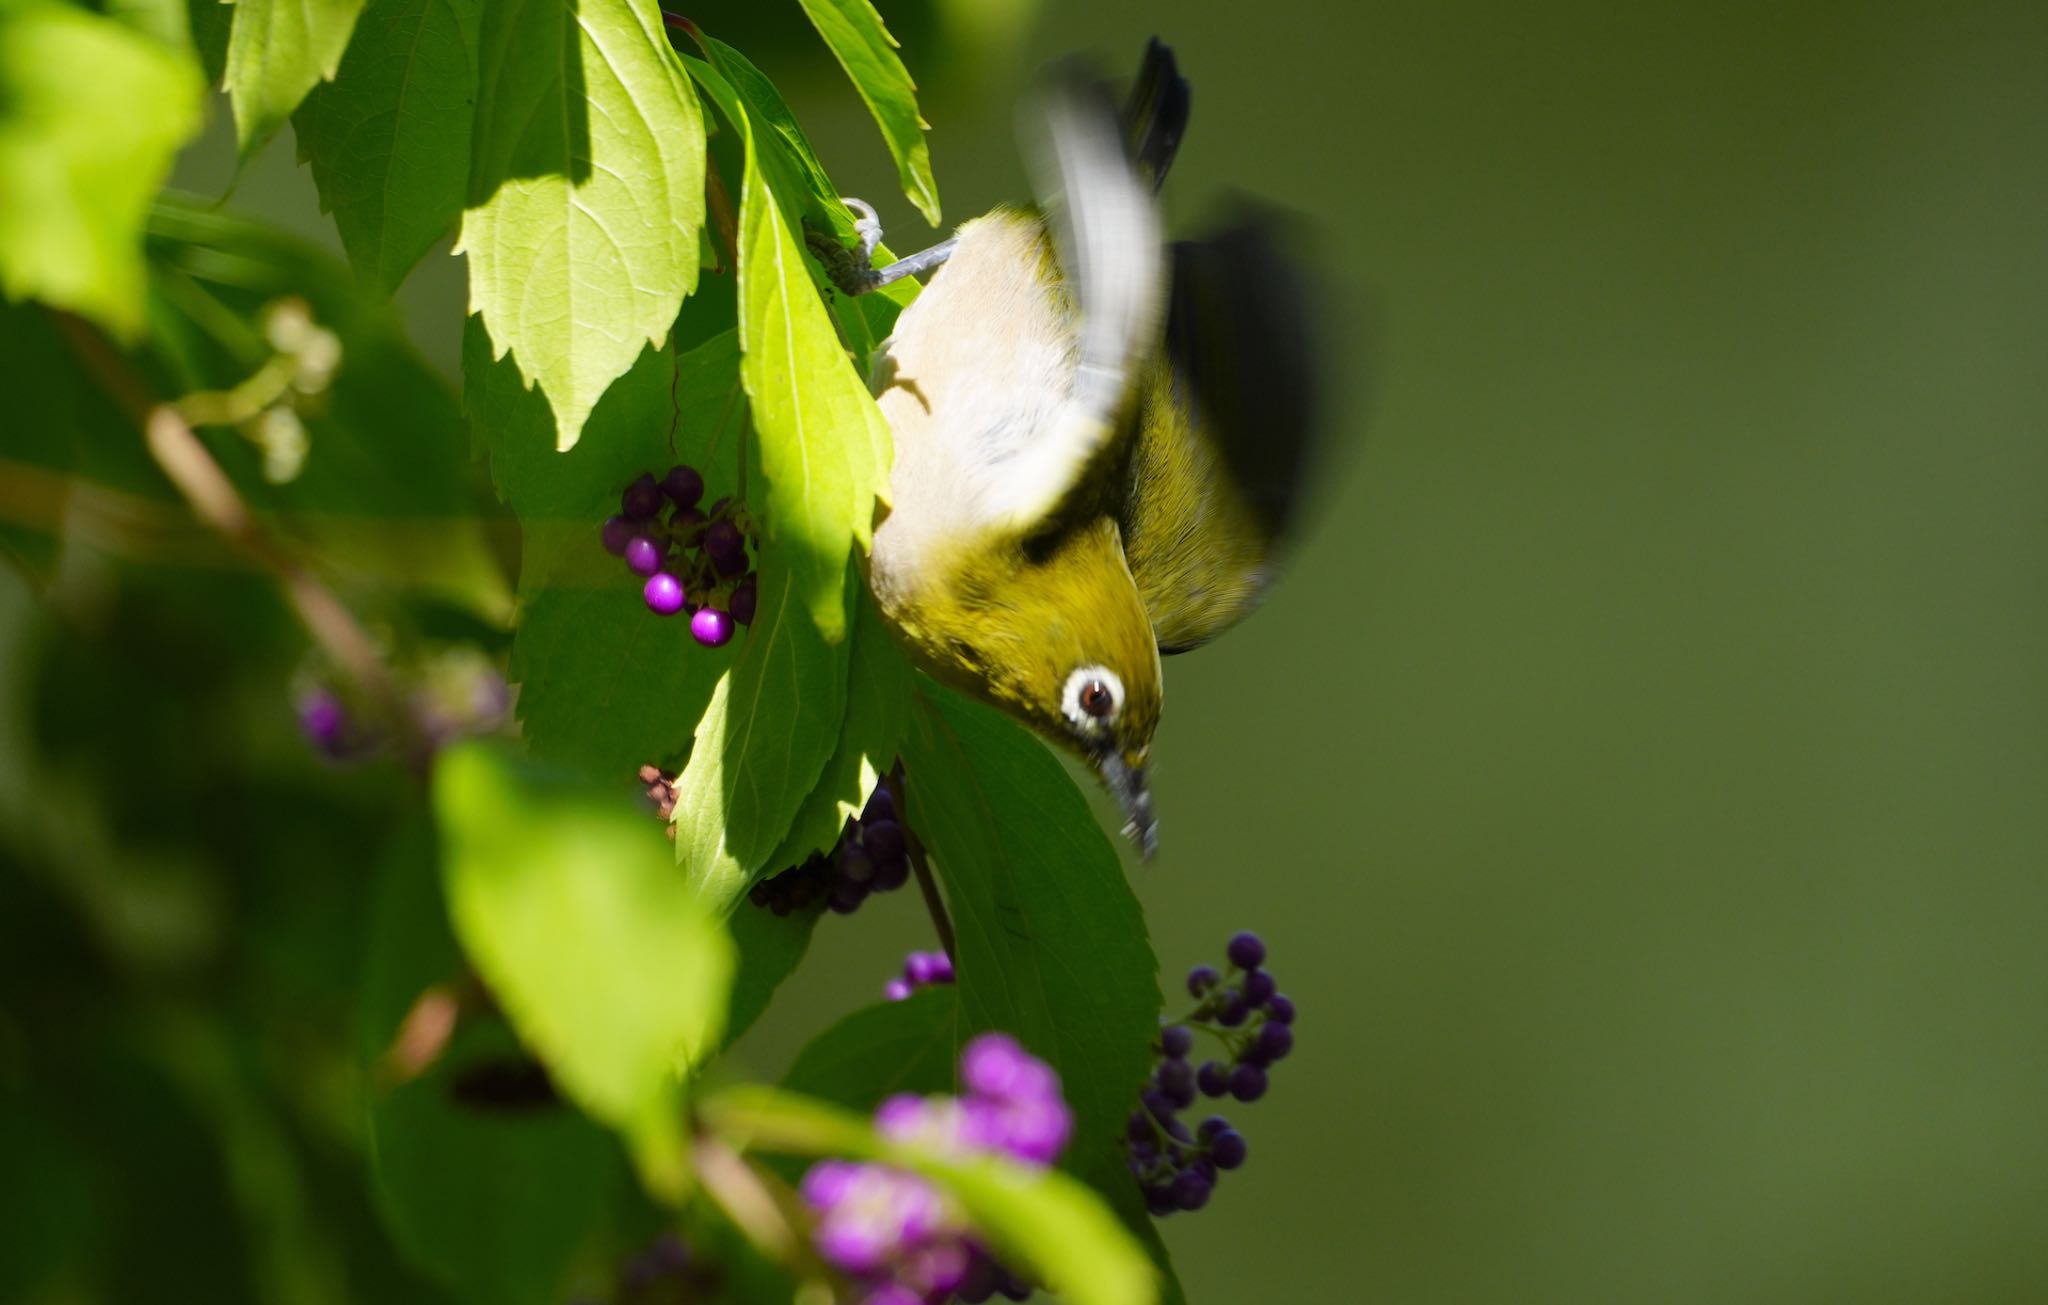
xmin=712 ymin=546 xmax=748 ymax=577
xmin=1170 ymin=1170 xmax=1212 ymax=1211
xmin=1227 ymin=931 xmax=1266 ymax=970
xmin=600 ymin=515 xmax=634 ymax=555
xmin=690 ymin=607 xmax=735 ymax=647
xmin=729 ymin=576 xmax=757 ymax=625
xmin=1216 ymin=990 xmax=1250 ymax=1027
xmin=1210 ymin=1129 xmax=1248 ymax=1169
xmin=1144 ymin=1185 xmax=1177 ymax=1217
xmin=1196 ymin=1061 xmax=1230 ymax=1098
xmin=1228 ymin=1064 xmax=1268 ymax=1102
xmin=1187 ymin=965 xmax=1221 ymax=997
xmin=1127 ymin=1111 xmax=1154 ymax=1144
xmin=662 ymin=464 xmax=705 ymax=509
xmin=1267 ymin=994 xmax=1295 ymax=1024
xmin=623 ymin=535 xmax=663 ymax=576
xmin=1197 ymin=1115 xmax=1229 ymax=1142
xmin=704 ymin=519 xmax=744 ymax=562
xmin=674 ymin=506 xmax=707 ymax=531
xmin=1254 ymin=1020 xmax=1294 ymax=1064
xmin=862 ymin=818 xmax=905 ymax=861
xmin=863 ymin=785 xmax=895 ymax=821
xmin=1160 ymin=1025 xmax=1193 ymax=1059
xmin=873 ymin=855 xmax=911 ymax=891
xmin=1140 ymin=1088 xmax=1174 ymax=1123
xmin=826 ymin=880 xmax=867 ymax=914
xmin=838 ymin=845 xmax=875 ymax=884
xmin=643 ymin=573 xmax=685 ymax=616
xmin=621 ymin=472 xmax=662 ymax=519
xmin=1243 ymin=969 xmax=1277 ymax=1004
xmin=1156 ymin=1059 xmax=1195 ymax=1106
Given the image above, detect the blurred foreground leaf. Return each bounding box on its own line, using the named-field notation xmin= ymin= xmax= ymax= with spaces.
xmin=433 ymin=741 xmax=733 ymax=1200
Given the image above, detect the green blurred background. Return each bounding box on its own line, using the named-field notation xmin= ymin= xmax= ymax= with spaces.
xmin=11 ymin=1 xmax=2048 ymax=1302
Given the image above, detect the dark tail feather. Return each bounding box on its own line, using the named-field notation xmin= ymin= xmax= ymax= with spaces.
xmin=1124 ymin=37 xmax=1192 ymax=193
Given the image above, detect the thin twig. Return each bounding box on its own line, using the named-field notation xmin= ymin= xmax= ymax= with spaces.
xmin=695 ymin=1136 xmax=837 ymax=1288
xmin=892 ymin=767 xmax=956 ymax=964
xmin=50 ymin=311 xmax=430 ymax=776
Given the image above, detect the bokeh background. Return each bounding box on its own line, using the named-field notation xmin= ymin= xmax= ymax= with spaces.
xmin=7 ymin=1 xmax=2046 ymax=1302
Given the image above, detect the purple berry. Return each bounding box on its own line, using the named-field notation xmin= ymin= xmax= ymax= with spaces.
xmin=1159 ymin=1025 xmax=1193 ymax=1059
xmin=1187 ymin=964 xmax=1221 ymax=997
xmin=704 ymin=519 xmax=744 ymax=562
xmin=623 ymin=535 xmax=664 ymax=576
xmin=1267 ymin=994 xmax=1295 ymax=1024
xmin=863 ymin=785 xmax=895 ymax=822
xmin=1156 ymin=1059 xmax=1195 ymax=1107
xmin=1210 ymin=1129 xmax=1248 ymax=1169
xmin=873 ymin=855 xmax=911 ymax=890
xmin=1228 ymin=1063 xmax=1268 ymax=1102
xmin=1197 ymin=1114 xmax=1229 ymax=1141
xmin=1196 ymin=1060 xmax=1229 ymax=1097
xmin=838 ymin=845 xmax=876 ymax=884
xmin=621 ymin=472 xmax=662 ymax=519
xmin=673 ymin=506 xmax=707 ymax=532
xmin=662 ymin=464 xmax=705 ymax=509
xmin=643 ymin=573 xmax=685 ymax=615
xmin=1243 ymin=969 xmax=1277 ymax=1004
xmin=712 ymin=547 xmax=748 ymax=577
xmin=1216 ymin=990 xmax=1251 ymax=1027
xmin=884 ymin=978 xmax=913 ymax=1002
xmin=1145 ymin=1185 xmax=1177 ymax=1217
xmin=1170 ymin=1170 xmax=1212 ymax=1211
xmin=1253 ymin=1020 xmax=1294 ymax=1064
xmin=905 ymin=951 xmax=946 ymax=985
xmin=862 ymin=818 xmax=905 ymax=861
xmin=600 ymin=514 xmax=634 ymax=555
xmin=297 ymin=689 xmax=349 ymax=755
xmin=729 ymin=576 xmax=757 ymax=625
xmin=1227 ymin=931 xmax=1266 ymax=969
xmin=690 ymin=607 xmax=735 ymax=647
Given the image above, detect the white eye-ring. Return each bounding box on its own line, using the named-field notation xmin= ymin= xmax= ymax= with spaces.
xmin=1062 ymin=665 xmax=1123 ymax=733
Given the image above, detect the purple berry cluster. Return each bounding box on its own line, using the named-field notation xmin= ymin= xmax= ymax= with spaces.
xmin=884 ymin=950 xmax=956 ymax=1003
xmin=600 ymin=464 xmax=758 ymax=646
xmin=750 ymin=783 xmax=913 ymax=916
xmin=1126 ymin=931 xmax=1294 ymax=1216
xmin=800 ymin=1033 xmax=1066 ymax=1303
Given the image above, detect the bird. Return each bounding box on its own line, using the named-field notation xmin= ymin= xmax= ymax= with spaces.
xmin=817 ymin=40 xmax=1322 ymax=858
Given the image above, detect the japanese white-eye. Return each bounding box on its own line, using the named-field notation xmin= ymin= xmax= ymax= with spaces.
xmin=823 ymin=41 xmax=1321 ymax=857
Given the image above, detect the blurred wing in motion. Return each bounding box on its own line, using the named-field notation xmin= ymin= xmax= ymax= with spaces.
xmin=1124 ymin=37 xmax=1192 ymax=193
xmin=1121 ymin=210 xmax=1326 ymax=653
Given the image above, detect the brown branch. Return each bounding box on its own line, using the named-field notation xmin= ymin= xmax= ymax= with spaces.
xmin=50 ymin=311 xmax=430 ymax=775
xmin=893 ymin=767 xmax=956 ymax=964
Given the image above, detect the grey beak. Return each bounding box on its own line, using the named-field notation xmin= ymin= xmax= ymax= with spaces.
xmin=1097 ymin=751 xmax=1158 ymax=860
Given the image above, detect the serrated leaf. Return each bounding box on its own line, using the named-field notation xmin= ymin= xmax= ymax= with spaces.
xmin=733 ymin=91 xmax=893 ymax=640
xmin=467 ymin=321 xmax=741 ymax=779
xmin=0 ymin=3 xmax=203 ymax=339
xmin=796 ymin=0 xmax=940 ymax=226
xmin=669 ymin=560 xmax=850 ymax=912
xmin=782 ymin=985 xmax=959 ymax=1109
xmin=704 ymin=1084 xmax=1155 ymax=1305
xmin=761 ymin=583 xmax=914 ymax=873
xmin=295 ymin=0 xmax=482 ymax=293
xmin=223 ymin=0 xmax=367 ymax=155
xmin=900 ymin=681 xmax=1187 ymax=1304
xmin=459 ymin=0 xmax=703 ymax=451
xmin=433 ymin=741 xmax=734 ymax=1200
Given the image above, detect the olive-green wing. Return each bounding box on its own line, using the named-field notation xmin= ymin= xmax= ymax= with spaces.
xmin=1120 ymin=213 xmax=1323 ymax=654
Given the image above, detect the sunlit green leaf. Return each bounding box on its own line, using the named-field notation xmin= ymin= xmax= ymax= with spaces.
xmin=796 ymin=0 xmax=940 ymax=226
xmin=459 ymin=0 xmax=703 ymax=450
xmin=732 ymin=86 xmax=893 ymax=641
xmin=295 ymin=0 xmax=483 ymax=293
xmin=433 ymin=741 xmax=734 ymax=1199
xmin=704 ymin=1084 xmax=1156 ymax=1305
xmin=223 ymin=0 xmax=367 ymax=155
xmin=0 ymin=3 xmax=203 ymax=339
xmin=901 ymin=682 xmax=1186 ymax=1303
xmin=668 ymin=560 xmax=849 ymax=911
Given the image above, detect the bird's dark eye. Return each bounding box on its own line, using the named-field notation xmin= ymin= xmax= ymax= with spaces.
xmin=1079 ymin=679 xmax=1116 ymax=719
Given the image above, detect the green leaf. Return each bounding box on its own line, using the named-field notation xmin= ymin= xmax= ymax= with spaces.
xmin=0 ymin=3 xmax=203 ymax=339
xmin=900 ymin=682 xmax=1187 ymax=1303
xmin=761 ymin=583 xmax=914 ymax=873
xmin=433 ymin=741 xmax=734 ymax=1200
xmin=144 ymin=198 xmax=513 ymax=625
xmin=704 ymin=1084 xmax=1156 ymax=1305
xmin=795 ymin=0 xmax=940 ymax=226
xmin=361 ymin=820 xmax=628 ymax=1305
xmin=467 ymin=321 xmax=741 ymax=780
xmin=720 ymin=902 xmax=820 ymax=1052
xmin=294 ymin=0 xmax=483 ymax=293
xmin=782 ymin=985 xmax=959 ymax=1110
xmin=668 ymin=560 xmax=850 ymax=912
xmin=733 ymin=88 xmax=893 ymax=640
xmin=223 ymin=0 xmax=367 ymax=155
xmin=459 ymin=0 xmax=703 ymax=451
